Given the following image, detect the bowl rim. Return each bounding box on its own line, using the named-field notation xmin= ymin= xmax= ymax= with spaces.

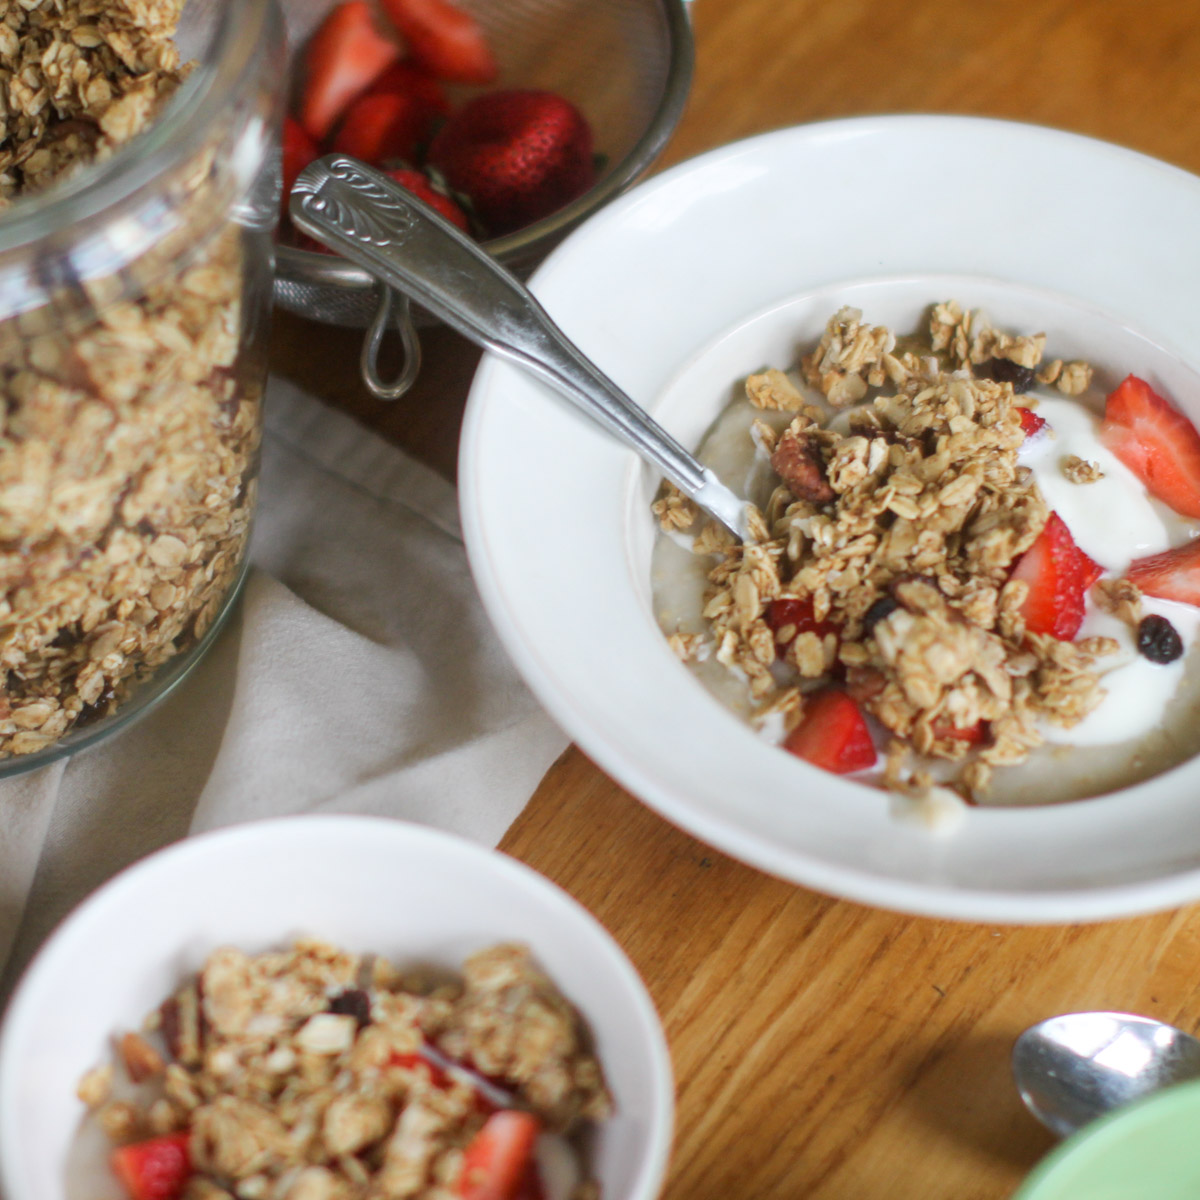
xmin=0 ymin=814 xmax=675 ymax=1200
xmin=458 ymin=112 xmax=1200 ymax=924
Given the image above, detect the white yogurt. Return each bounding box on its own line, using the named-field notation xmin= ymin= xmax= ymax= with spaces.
xmin=1019 ymin=394 xmax=1177 ymax=568
xmin=1018 ymin=393 xmax=1200 ymax=746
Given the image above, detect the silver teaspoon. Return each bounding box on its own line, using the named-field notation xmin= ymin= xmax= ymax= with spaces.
xmin=290 ymin=156 xmax=751 ymax=541
xmin=1012 ymin=1010 xmax=1200 ymax=1138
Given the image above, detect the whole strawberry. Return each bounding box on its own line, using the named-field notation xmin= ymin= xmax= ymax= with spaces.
xmin=426 ymin=89 xmax=595 ymax=236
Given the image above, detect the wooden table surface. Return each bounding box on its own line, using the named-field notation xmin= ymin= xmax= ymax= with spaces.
xmin=271 ymin=2 xmax=1200 ymax=1196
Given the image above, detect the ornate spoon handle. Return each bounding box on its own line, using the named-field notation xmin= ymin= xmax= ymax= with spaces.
xmin=290 ymin=156 xmax=749 ymax=539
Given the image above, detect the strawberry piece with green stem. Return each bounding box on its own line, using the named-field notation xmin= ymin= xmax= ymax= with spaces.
xmin=300 ymin=1 xmax=400 ymax=142
xmin=1010 ymin=511 xmax=1104 ymax=640
xmin=427 ymin=89 xmax=596 ymax=237
xmin=111 ymin=1132 xmax=191 ymax=1200
xmin=782 ymin=690 xmax=876 ymax=775
xmin=1099 ymin=374 xmax=1200 ymax=519
xmin=457 ymin=1110 xmax=541 ymax=1200
xmin=378 ymin=0 xmax=497 ymax=84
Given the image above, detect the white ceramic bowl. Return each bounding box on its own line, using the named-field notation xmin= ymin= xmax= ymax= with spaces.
xmin=460 ymin=114 xmax=1200 ymax=924
xmin=0 ymin=815 xmax=673 ymax=1200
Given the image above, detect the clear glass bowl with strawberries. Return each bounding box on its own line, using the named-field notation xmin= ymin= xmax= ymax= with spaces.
xmin=273 ymin=0 xmax=694 ymax=356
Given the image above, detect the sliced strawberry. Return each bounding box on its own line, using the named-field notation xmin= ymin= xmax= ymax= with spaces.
xmin=764 ymin=597 xmax=839 ymax=656
xmin=1016 ymin=406 xmax=1047 ymax=438
xmin=457 ymin=1110 xmax=541 ymax=1200
xmin=111 ymin=1133 xmax=191 ymax=1200
xmin=281 ymin=117 xmax=319 ymax=223
xmin=389 ymin=1050 xmax=452 ymax=1088
xmin=332 ymin=90 xmax=441 ymax=164
xmin=378 ymin=0 xmax=497 ymax=84
xmin=782 ymin=690 xmax=876 ymax=774
xmin=1099 ymin=374 xmax=1200 ymax=519
xmin=1010 ymin=512 xmax=1104 ymax=640
xmin=1127 ymin=538 xmax=1200 ymax=606
xmin=512 ymin=1159 xmax=547 ymax=1200
xmin=384 ymin=167 xmax=470 ymax=230
xmin=363 ymin=59 xmax=451 ymax=113
xmin=300 ymin=1 xmax=401 ymax=143
xmin=932 ymin=719 xmax=987 ymax=744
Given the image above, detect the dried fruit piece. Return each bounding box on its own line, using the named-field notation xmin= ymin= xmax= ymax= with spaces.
xmin=769 ymin=429 xmax=835 ymax=504
xmin=1099 ymin=374 xmax=1200 ymax=519
xmin=1136 ymin=613 xmax=1184 ymax=664
xmin=782 ymin=690 xmax=876 ymax=774
xmin=328 ymin=988 xmax=372 ymax=1027
xmin=1010 ymin=512 xmax=1104 ymax=640
xmin=991 ymin=357 xmax=1037 ymax=393
xmin=861 ymin=594 xmax=900 ymax=638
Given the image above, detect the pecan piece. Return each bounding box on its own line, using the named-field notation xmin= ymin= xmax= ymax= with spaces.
xmin=770 ymin=430 xmax=834 ymax=504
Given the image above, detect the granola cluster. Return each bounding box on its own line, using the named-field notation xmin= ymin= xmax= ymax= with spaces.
xmin=78 ymin=940 xmax=610 ymax=1200
xmin=655 ymin=302 xmax=1127 ymax=798
xmin=0 ymin=0 xmax=261 ymax=756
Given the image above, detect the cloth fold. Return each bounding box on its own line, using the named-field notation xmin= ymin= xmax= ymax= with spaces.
xmin=0 ymin=379 xmax=567 ymax=992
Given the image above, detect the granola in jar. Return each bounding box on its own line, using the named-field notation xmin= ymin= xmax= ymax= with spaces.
xmin=653 ymin=301 xmax=1200 ymax=812
xmin=76 ymin=939 xmax=611 ymax=1200
xmin=0 ymin=0 xmax=281 ymax=759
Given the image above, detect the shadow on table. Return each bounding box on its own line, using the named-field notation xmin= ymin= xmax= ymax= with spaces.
xmin=905 ymin=1026 xmax=1058 ymax=1178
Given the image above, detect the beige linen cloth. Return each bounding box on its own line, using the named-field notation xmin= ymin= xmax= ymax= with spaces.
xmin=0 ymin=378 xmax=569 ymax=993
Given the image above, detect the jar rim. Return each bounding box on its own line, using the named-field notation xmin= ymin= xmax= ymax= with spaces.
xmin=0 ymin=0 xmax=280 ymax=260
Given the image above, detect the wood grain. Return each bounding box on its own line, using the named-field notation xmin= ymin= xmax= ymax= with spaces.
xmin=270 ymin=1 xmax=1200 ymax=1194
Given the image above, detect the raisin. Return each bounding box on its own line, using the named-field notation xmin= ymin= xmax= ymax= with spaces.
xmin=862 ymin=595 xmax=900 ymax=638
xmin=1137 ymin=614 xmax=1183 ymax=664
xmin=328 ymin=988 xmax=372 ymax=1028
xmin=990 ymin=358 xmax=1037 ymax=393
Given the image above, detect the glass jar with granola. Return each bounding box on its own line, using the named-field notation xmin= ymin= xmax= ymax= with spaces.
xmin=0 ymin=0 xmax=284 ymax=767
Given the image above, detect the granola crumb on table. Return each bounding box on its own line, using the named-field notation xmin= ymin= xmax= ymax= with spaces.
xmin=0 ymin=0 xmax=260 ymax=757
xmin=657 ymin=301 xmax=1134 ymax=801
xmin=80 ymin=940 xmax=611 ymax=1200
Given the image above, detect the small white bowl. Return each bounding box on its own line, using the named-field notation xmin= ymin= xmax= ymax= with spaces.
xmin=0 ymin=815 xmax=673 ymax=1200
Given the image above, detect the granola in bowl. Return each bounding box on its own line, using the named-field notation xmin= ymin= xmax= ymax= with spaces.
xmin=75 ymin=939 xmax=610 ymax=1200
xmin=653 ymin=300 xmax=1200 ymax=813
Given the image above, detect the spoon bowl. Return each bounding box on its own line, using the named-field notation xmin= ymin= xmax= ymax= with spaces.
xmin=1013 ymin=1011 xmax=1200 ymax=1138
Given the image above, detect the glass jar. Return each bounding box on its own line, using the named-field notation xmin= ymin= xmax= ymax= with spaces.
xmin=0 ymin=0 xmax=285 ymax=771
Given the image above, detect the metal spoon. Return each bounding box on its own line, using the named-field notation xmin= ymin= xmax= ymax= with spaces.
xmin=1012 ymin=1011 xmax=1200 ymax=1138
xmin=289 ymin=156 xmax=751 ymax=540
